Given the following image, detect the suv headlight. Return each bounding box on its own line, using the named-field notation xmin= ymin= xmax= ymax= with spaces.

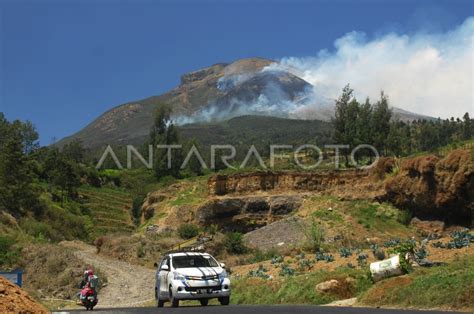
xmin=174 ymin=272 xmax=186 ymax=281
xmin=218 ymin=270 xmax=228 ymax=280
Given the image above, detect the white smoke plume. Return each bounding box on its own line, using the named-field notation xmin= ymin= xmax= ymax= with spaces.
xmin=268 ymin=17 xmax=474 ymax=119
xmin=176 ymin=17 xmax=473 ymax=125
xmin=175 ymin=70 xmax=332 ymax=125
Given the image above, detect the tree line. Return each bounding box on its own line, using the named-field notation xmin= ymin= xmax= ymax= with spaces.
xmin=0 ymin=113 xmax=94 ymax=218
xmin=333 ymin=85 xmax=473 ymax=161
xmin=1 ymin=89 xmax=471 ymax=218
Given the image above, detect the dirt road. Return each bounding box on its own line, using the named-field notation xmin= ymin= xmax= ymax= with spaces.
xmin=60 ymin=241 xmax=156 ymax=308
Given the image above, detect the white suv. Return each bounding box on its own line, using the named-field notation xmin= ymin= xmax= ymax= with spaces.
xmin=154 ymin=252 xmax=231 ymax=307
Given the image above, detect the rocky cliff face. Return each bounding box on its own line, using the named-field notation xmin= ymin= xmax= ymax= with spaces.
xmin=383 ymin=150 xmax=473 ymax=225
xmin=208 ymin=170 xmax=374 ymax=196
xmin=199 ymin=169 xmax=385 ymax=231
xmin=140 ymin=151 xmax=473 ymax=235
xmin=196 ymin=195 xmax=303 ymax=232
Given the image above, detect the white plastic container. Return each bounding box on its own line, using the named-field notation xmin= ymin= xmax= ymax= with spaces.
xmin=370 ymin=254 xmax=404 ymax=282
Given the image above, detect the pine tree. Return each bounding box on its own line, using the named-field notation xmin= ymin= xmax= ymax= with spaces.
xmin=462 ymin=112 xmax=472 ymax=140
xmin=150 ymin=105 xmax=171 ymax=147
xmin=345 ymin=98 xmax=360 ymax=148
xmin=333 ymin=84 xmax=353 ymax=164
xmin=357 ymin=98 xmax=372 ymax=145
xmin=150 ymin=104 xmax=182 ymax=179
xmin=20 ymin=120 xmax=39 ymax=155
xmin=371 ymin=92 xmax=392 ymax=155
xmin=166 ymin=124 xmax=182 ymax=178
xmin=0 ymin=113 xmax=10 ymax=147
xmin=184 ymin=139 xmax=205 ymax=176
xmin=62 ymin=139 xmax=86 ymax=163
xmin=0 ymin=121 xmax=36 ymax=216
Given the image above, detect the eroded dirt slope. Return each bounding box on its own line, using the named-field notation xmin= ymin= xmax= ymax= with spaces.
xmin=208 ymin=170 xmax=383 ymax=198
xmin=384 ymin=150 xmax=473 ymax=225
xmin=0 ymin=276 xmax=49 ymax=313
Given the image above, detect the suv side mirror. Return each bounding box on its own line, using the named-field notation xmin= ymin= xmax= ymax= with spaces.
xmin=161 ymin=264 xmax=169 ymax=271
xmin=220 ymin=262 xmax=226 ymax=268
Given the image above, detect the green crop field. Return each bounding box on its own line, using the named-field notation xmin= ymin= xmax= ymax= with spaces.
xmin=78 ymin=186 xmax=135 ymax=237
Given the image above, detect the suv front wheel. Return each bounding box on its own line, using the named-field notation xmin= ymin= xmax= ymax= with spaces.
xmin=219 ymin=296 xmax=230 ymax=305
xmin=156 ymin=289 xmax=164 ymax=307
xmin=169 ymin=288 xmax=179 ymax=307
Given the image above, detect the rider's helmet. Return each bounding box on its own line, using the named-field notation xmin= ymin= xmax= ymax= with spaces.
xmin=84 ymin=268 xmax=94 ymax=278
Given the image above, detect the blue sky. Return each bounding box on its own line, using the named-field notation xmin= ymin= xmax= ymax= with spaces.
xmin=0 ymin=0 xmax=472 ymax=145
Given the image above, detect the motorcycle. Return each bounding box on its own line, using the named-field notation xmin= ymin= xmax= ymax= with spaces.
xmin=79 ymin=286 xmax=98 ymax=311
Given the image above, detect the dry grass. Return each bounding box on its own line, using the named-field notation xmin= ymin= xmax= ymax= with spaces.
xmin=19 ymin=244 xmax=108 ymax=301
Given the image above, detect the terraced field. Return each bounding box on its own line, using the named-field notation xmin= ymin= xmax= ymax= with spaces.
xmin=78 ymin=186 xmax=135 ymax=237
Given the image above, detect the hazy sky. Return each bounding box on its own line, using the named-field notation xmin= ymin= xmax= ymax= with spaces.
xmin=0 ymin=0 xmax=472 ymax=145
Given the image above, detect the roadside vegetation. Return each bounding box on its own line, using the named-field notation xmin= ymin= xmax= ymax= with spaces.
xmin=360 ymin=255 xmax=474 ymax=311
xmin=232 ymin=267 xmax=372 ymax=305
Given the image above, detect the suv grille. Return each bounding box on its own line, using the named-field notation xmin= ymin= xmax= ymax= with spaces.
xmin=186 ymin=275 xmax=219 ymax=280
xmin=184 ymin=285 xmax=222 ymax=292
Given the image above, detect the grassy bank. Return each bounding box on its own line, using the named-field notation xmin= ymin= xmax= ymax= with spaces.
xmin=360 ymin=255 xmax=474 ymax=311
xmin=231 ymin=267 xmax=372 ymax=305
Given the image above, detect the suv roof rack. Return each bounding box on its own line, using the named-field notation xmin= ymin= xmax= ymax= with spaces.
xmin=164 ymin=248 xmax=207 ymax=255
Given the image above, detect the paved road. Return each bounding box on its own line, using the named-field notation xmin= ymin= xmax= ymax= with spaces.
xmin=54 ymin=305 xmax=460 ymax=314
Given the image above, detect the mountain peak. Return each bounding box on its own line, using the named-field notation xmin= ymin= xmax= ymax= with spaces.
xmin=56 ymin=57 xmax=430 ymax=149
xmin=179 ymin=58 xmax=273 ymax=86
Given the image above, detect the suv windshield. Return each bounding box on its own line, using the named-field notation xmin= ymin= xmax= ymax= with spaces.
xmin=172 ymin=255 xmax=219 ymax=269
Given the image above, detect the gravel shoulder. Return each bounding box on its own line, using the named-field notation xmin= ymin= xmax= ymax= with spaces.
xmin=60 ymin=241 xmax=156 ymax=308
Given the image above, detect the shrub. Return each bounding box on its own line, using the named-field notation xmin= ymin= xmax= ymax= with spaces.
xmin=177 ymin=224 xmax=200 ymax=239
xmin=271 ymin=255 xmax=284 ymax=264
xmin=388 ymin=239 xmax=416 ymax=273
xmin=429 ymin=230 xmax=472 ymax=250
xmin=84 ymin=168 xmax=101 ymax=187
xmin=94 ymin=236 xmax=105 ymax=253
xmin=431 ymin=241 xmax=445 ymax=248
xmin=370 ymin=243 xmax=385 ymax=260
xmin=315 ymin=251 xmax=334 ymax=263
xmin=0 ymin=235 xmax=20 ymax=268
xmin=373 ymin=249 xmax=386 ymax=260
xmin=224 ymin=232 xmax=247 ymax=254
xmin=357 ymin=253 xmax=369 ymax=267
xmin=325 ymin=254 xmax=335 ymax=262
xmin=397 ymin=210 xmax=413 ymax=225
xmin=298 ymin=258 xmax=315 ymax=270
xmin=339 ymin=247 xmax=352 ymax=258
xmin=205 ymin=224 xmax=219 ymax=235
xmin=414 ymin=245 xmax=428 ymax=260
xmin=383 ymin=238 xmax=401 ymax=248
xmin=369 ymin=243 xmax=379 ymax=253
xmin=136 ymin=244 xmax=145 ymax=258
xmin=99 ymin=169 xmax=121 ymax=186
xmin=249 ymin=249 xmax=279 ymax=263
xmin=248 ymin=265 xmax=270 ymax=279
xmin=131 ymin=196 xmax=144 ymax=224
xmin=279 ymin=264 xmax=296 ymax=276
xmin=447 ymin=229 xmax=472 ymax=249
xmin=20 ymin=217 xmax=58 ymax=241
xmin=159 ymin=175 xmax=177 ymax=187
xmin=306 ymin=219 xmax=325 ymax=251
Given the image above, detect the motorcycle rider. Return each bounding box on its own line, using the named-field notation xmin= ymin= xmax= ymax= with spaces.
xmin=80 ymin=268 xmax=93 ymax=288
xmin=79 ymin=267 xmax=99 ymax=302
